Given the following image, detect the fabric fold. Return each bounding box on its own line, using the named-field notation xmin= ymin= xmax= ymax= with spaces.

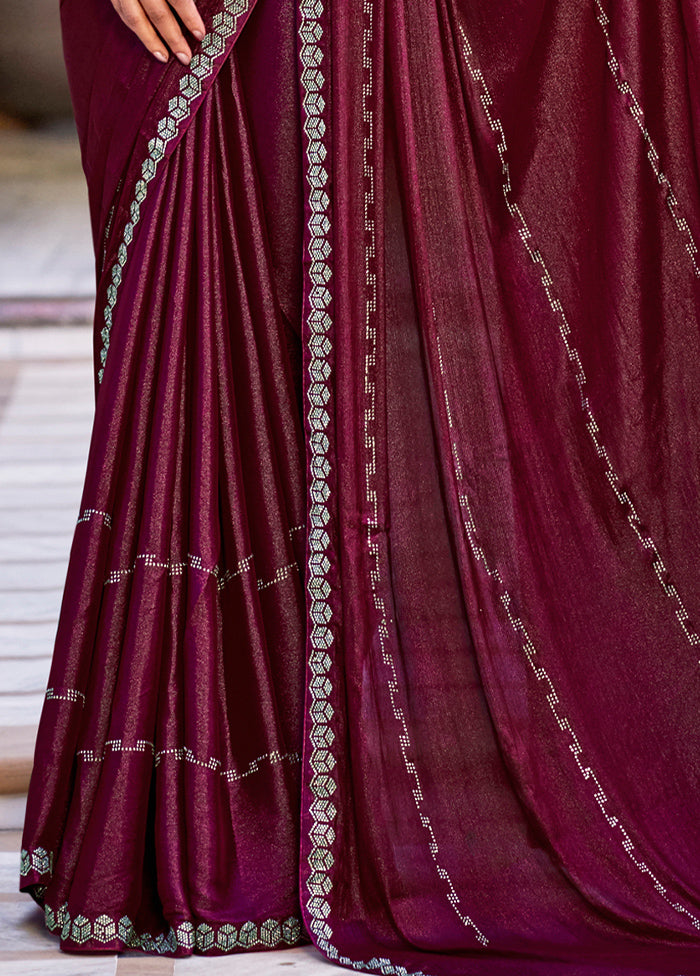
xmin=21 ymin=7 xmax=307 ymax=954
xmin=21 ymin=0 xmax=700 ymax=971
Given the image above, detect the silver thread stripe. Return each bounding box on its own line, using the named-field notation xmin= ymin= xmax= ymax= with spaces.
xmin=593 ymin=0 xmax=700 ymax=277
xmin=436 ymin=318 xmax=700 ymax=934
xmin=358 ymin=0 xmax=487 ymax=950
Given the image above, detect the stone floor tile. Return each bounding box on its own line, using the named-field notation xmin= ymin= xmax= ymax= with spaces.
xmin=0 ymin=797 xmax=27 ymax=833
xmin=0 ymin=695 xmax=44 ymax=728
xmin=0 ymin=657 xmax=51 ymax=694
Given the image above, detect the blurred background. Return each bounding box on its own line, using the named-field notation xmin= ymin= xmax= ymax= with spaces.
xmin=0 ymin=3 xmax=99 ymax=968
xmin=0 ymin=0 xmax=95 ymax=309
xmin=1 ymin=0 xmax=74 ymax=120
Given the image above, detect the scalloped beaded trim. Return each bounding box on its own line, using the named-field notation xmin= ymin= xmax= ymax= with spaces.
xmin=41 ymin=903 xmax=303 ymax=954
xmin=20 ymin=847 xmax=303 ymax=955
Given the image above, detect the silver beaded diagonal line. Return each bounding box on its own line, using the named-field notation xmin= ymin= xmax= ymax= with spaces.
xmin=457 ymin=18 xmax=700 ymax=659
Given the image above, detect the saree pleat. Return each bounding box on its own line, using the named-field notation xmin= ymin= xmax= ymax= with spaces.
xmin=20 ymin=0 xmax=700 ymax=970
xmin=21 ymin=27 xmax=306 ymax=949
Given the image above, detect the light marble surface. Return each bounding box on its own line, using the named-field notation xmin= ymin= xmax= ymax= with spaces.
xmin=0 ymin=695 xmax=45 ymax=727
xmin=0 ymin=831 xmax=22 ymax=854
xmin=0 ymin=590 xmax=63 ymax=622
xmin=0 ymin=533 xmax=77 ymax=559
xmin=0 ymin=510 xmax=80 ymax=534
xmin=1 ymin=656 xmax=52 ymax=693
xmin=0 ymin=899 xmax=67 ymax=951
xmin=0 ymin=421 xmax=94 ymax=445
xmin=173 ymin=947 xmax=338 ymax=974
xmin=0 ymin=462 xmax=87 ymax=487
xmin=0 ymin=325 xmax=93 ymax=361
xmin=0 ymin=439 xmax=92 ymax=462
xmin=0 ymin=622 xmax=59 ymax=652
xmin=9 ymin=361 xmax=95 ymax=387
xmin=0 ymin=956 xmax=118 ymax=975
xmin=0 ymin=568 xmax=66 ymax=602
xmin=0 ymin=485 xmax=85 ymax=509
xmin=0 ymin=850 xmax=22 ymax=893
xmin=2 ymin=397 xmax=94 ymax=419
xmin=0 ymin=330 xmax=93 ymax=743
xmin=117 ymin=960 xmax=173 ymax=976
xmin=0 ymin=797 xmax=27 ymax=832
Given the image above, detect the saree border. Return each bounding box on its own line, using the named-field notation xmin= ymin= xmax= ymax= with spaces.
xmin=17 ymin=859 xmax=303 ymax=955
xmin=298 ymin=1 xmax=466 ymax=973
xmin=297 ymin=0 xmax=341 ymax=956
xmin=96 ymin=0 xmax=255 ymax=384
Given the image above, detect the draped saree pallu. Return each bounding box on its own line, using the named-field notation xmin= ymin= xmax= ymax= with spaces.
xmin=19 ymin=0 xmax=700 ymax=972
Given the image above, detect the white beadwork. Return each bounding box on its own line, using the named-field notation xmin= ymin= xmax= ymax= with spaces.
xmin=102 ymin=550 xmax=300 ymax=592
xmin=357 ymin=0 xmax=488 ymax=951
xmin=593 ymin=0 xmax=700 ymax=277
xmin=76 ymin=509 xmax=112 ymax=529
xmin=45 ymin=687 xmax=86 ymax=706
xmin=435 ymin=327 xmax=700 ymax=934
xmin=456 ymin=17 xmax=700 ymax=657
xmin=75 ymin=740 xmax=300 ymax=783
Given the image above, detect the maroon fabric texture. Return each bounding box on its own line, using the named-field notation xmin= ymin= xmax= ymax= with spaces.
xmin=21 ymin=0 xmax=700 ymax=972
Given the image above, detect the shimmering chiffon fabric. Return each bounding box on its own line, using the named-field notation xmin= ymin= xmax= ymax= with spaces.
xmin=20 ymin=0 xmax=700 ymax=972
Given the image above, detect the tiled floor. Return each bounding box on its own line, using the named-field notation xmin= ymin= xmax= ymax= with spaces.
xmin=0 ymin=129 xmax=336 ymax=974
xmin=0 ymin=325 xmax=93 ymax=749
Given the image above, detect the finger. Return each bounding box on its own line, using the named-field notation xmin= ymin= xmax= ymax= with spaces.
xmin=112 ymin=0 xmax=170 ymax=62
xmin=170 ymin=0 xmax=206 ymax=41
xmin=141 ymin=0 xmax=193 ymax=64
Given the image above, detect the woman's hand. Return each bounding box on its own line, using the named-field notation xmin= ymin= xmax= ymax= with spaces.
xmin=110 ymin=0 xmax=207 ymax=65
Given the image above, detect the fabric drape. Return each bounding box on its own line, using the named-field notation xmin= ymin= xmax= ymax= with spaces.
xmin=20 ymin=0 xmax=700 ymax=972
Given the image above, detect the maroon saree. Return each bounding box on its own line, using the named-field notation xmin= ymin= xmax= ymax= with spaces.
xmin=20 ymin=0 xmax=700 ymax=972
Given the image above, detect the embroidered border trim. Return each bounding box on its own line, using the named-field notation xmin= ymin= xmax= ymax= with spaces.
xmin=299 ymin=2 xmax=457 ymax=974
xmin=74 ymin=516 xmax=304 ymax=592
xmin=456 ymin=18 xmax=700 ymax=659
xmin=298 ymin=0 xmax=339 ymax=960
xmin=17 ymin=857 xmax=303 ymax=956
xmin=593 ymin=0 xmax=700 ymax=278
xmin=97 ymin=0 xmax=254 ymax=384
xmin=434 ymin=330 xmax=700 ymax=934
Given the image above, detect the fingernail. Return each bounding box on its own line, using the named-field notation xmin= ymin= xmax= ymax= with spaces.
xmin=153 ymin=50 xmax=168 ymax=62
xmin=193 ymin=29 xmax=205 ymax=41
xmin=176 ymin=51 xmax=191 ymax=65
